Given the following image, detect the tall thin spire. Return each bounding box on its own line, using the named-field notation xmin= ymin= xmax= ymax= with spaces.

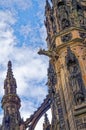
xmin=45 ymin=0 xmax=51 ymax=14
xmin=7 ymin=61 xmax=13 ymax=79
xmin=46 ymin=0 xmax=51 ymax=8
xmin=43 ymin=113 xmax=50 ymax=130
xmin=44 ymin=113 xmax=50 ymax=125
xmin=4 ymin=61 xmax=17 ymax=94
xmin=1 ymin=61 xmax=22 ymax=130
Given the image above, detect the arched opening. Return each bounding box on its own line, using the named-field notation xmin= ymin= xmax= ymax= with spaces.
xmin=57 ymin=1 xmax=65 ymax=7
xmin=77 ymin=4 xmax=84 ymax=26
xmin=77 ymin=4 xmax=82 ymax=11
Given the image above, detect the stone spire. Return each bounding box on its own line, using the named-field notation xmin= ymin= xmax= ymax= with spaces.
xmin=44 ymin=113 xmax=50 ymax=125
xmin=45 ymin=0 xmax=51 ymax=11
xmin=45 ymin=0 xmax=51 ymax=25
xmin=4 ymin=61 xmax=17 ymax=95
xmin=1 ymin=61 xmax=22 ymax=130
xmin=43 ymin=113 xmax=51 ymax=130
xmin=6 ymin=61 xmax=14 ymax=80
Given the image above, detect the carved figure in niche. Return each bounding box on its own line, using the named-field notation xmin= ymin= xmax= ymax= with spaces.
xmin=61 ymin=19 xmax=70 ymax=29
xmin=69 ymin=64 xmax=85 ymax=105
xmin=58 ymin=5 xmax=68 ymax=20
xmin=66 ymin=47 xmax=85 ymax=105
xmin=58 ymin=3 xmax=70 ymax=30
xmin=70 ymin=7 xmax=80 ymax=26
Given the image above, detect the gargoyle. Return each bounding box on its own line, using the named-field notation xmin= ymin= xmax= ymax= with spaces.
xmin=38 ymin=48 xmax=59 ymax=60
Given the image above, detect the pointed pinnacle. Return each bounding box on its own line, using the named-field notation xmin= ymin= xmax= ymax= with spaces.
xmin=46 ymin=0 xmax=49 ymax=4
xmin=46 ymin=0 xmax=51 ymax=9
xmin=7 ymin=60 xmax=13 ymax=78
xmin=8 ymin=60 xmax=12 ymax=69
xmin=44 ymin=113 xmax=50 ymax=125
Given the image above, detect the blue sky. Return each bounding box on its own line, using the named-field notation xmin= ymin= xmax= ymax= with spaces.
xmin=0 ymin=0 xmax=51 ymax=129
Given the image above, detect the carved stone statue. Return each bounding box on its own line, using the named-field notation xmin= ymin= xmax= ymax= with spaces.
xmin=66 ymin=47 xmax=85 ymax=105
xmin=69 ymin=64 xmax=85 ymax=105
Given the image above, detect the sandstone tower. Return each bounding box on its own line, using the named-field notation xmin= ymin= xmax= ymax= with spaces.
xmin=0 ymin=61 xmax=24 ymax=130
xmin=39 ymin=0 xmax=86 ymax=130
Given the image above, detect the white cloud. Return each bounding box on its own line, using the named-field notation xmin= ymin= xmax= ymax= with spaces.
xmin=20 ymin=24 xmax=32 ymax=40
xmin=0 ymin=0 xmax=32 ymax=11
xmin=0 ymin=114 xmax=3 ymax=124
xmin=0 ymin=10 xmax=16 ymax=24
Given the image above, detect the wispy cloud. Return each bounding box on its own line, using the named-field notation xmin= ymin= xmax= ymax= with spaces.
xmin=0 ymin=0 xmax=32 ymax=11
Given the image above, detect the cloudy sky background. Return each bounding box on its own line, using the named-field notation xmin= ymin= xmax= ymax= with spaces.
xmin=0 ymin=0 xmax=52 ymax=129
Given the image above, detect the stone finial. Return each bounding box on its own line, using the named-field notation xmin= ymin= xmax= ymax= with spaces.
xmin=4 ymin=61 xmax=17 ymax=93
xmin=46 ymin=0 xmax=50 ymax=7
xmin=7 ymin=60 xmax=13 ymax=79
xmin=8 ymin=60 xmax=12 ymax=68
xmin=43 ymin=113 xmax=51 ymax=130
xmin=44 ymin=113 xmax=50 ymax=125
xmin=45 ymin=0 xmax=51 ymax=13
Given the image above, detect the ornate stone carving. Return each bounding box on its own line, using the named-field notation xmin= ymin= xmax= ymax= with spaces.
xmin=58 ymin=3 xmax=68 ymax=20
xmin=66 ymin=47 xmax=85 ymax=105
xmin=61 ymin=33 xmax=72 ymax=43
xmin=38 ymin=49 xmax=59 ymax=60
xmin=57 ymin=3 xmax=70 ymax=30
xmin=47 ymin=61 xmax=57 ymax=88
xmin=61 ymin=19 xmax=70 ymax=29
xmin=75 ymin=117 xmax=86 ymax=129
xmin=51 ymin=91 xmax=66 ymax=130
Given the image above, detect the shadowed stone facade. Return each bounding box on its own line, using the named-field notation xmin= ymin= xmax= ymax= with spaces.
xmin=41 ymin=0 xmax=86 ymax=130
